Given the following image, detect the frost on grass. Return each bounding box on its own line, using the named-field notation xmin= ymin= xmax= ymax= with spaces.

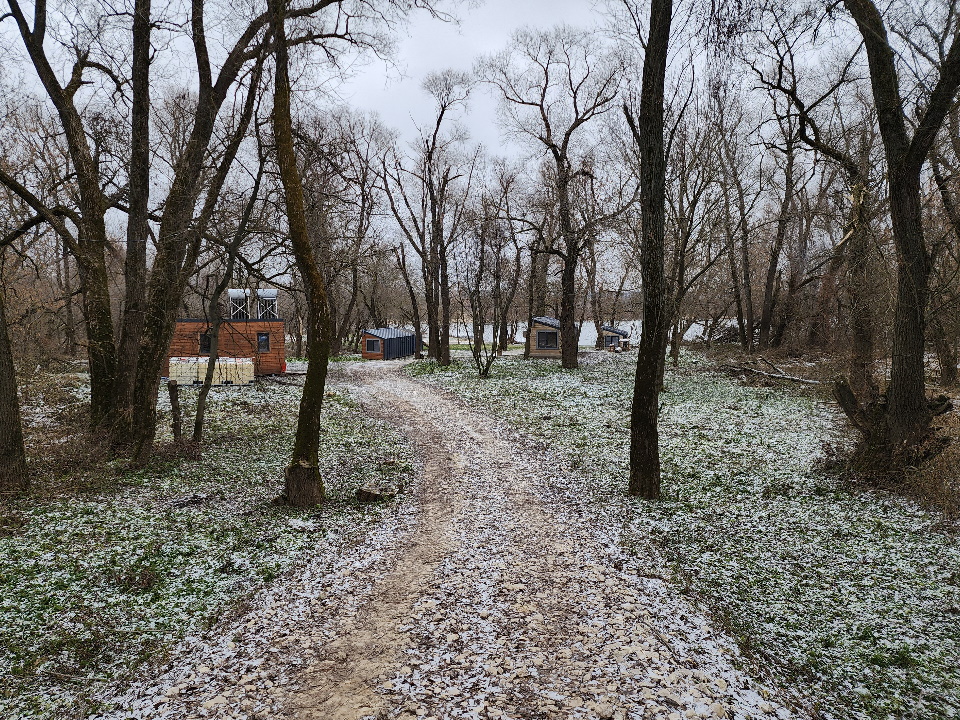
xmin=409 ymin=353 xmax=960 ymax=720
xmin=0 ymin=374 xmax=414 ymax=720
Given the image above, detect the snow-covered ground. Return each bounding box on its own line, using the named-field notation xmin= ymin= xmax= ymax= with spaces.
xmin=5 ymin=354 xmax=959 ymax=720
xmin=0 ymin=376 xmax=415 ymax=720
xmin=95 ymin=363 xmax=800 ymax=720
xmin=410 ymin=352 xmax=960 ymax=719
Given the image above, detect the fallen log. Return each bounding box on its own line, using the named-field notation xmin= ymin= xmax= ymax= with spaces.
xmin=719 ymin=364 xmax=822 ymax=385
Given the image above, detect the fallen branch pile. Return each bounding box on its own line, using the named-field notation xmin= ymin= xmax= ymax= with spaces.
xmin=718 ymin=356 xmax=822 ymax=385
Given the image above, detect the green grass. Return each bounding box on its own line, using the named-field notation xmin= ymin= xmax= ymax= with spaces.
xmin=0 ymin=378 xmax=414 ymax=719
xmin=408 ymin=353 xmax=960 ymax=720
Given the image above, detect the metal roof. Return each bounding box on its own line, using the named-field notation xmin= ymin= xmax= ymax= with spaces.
xmin=364 ymin=327 xmax=415 ymax=339
xmin=601 ymin=324 xmax=630 ymax=337
xmin=531 ymin=316 xmax=561 ymax=329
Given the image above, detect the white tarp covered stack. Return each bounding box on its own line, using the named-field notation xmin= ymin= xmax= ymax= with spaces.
xmin=215 ymin=357 xmax=254 ymax=385
xmin=168 ymin=357 xmax=254 ymax=385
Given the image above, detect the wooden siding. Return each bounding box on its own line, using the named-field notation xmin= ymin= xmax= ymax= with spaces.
xmin=602 ymin=332 xmax=620 ymax=347
xmin=528 ymin=322 xmax=562 ymax=359
xmin=165 ymin=320 xmax=286 ymax=376
xmin=360 ymin=333 xmax=385 ymax=360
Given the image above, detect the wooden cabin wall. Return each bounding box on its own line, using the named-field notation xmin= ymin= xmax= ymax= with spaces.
xmin=360 ymin=333 xmax=385 ymax=360
xmin=528 ymin=323 xmax=563 ymax=359
xmin=165 ymin=320 xmax=286 ymax=375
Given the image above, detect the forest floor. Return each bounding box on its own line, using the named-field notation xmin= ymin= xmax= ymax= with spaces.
xmin=3 ymin=352 xmax=959 ymax=720
xmin=89 ymin=359 xmax=800 ymax=720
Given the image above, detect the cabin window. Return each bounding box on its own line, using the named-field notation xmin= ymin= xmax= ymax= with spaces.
xmin=258 ymin=297 xmax=278 ymax=319
xmin=606 ymin=334 xmax=618 ymax=347
xmin=230 ymin=295 xmax=249 ymax=319
xmin=199 ymin=332 xmax=211 ymax=354
xmin=536 ymin=330 xmax=558 ymax=349
xmin=257 ymin=332 xmax=270 ymax=352
xmin=366 ymin=338 xmax=381 ymax=354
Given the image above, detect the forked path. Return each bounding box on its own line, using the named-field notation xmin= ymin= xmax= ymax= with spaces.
xmin=286 ymin=362 xmax=800 ymax=720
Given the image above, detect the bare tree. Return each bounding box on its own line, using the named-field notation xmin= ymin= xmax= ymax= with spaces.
xmin=622 ymin=0 xmax=674 ymax=499
xmin=299 ymin=111 xmax=391 ymax=354
xmin=459 ymin=164 xmax=523 ymax=376
xmin=270 ymin=0 xmax=332 ymax=506
xmin=0 ymin=0 xmax=422 ymax=463
xmin=752 ymin=23 xmax=886 ymax=398
xmin=192 ymin=155 xmax=268 ymax=444
xmin=0 ymin=240 xmax=28 ymax=491
xmin=479 ymin=26 xmax=627 ymax=369
xmin=382 ymin=69 xmax=474 ymax=366
xmin=836 ymin=0 xmax=960 ymax=462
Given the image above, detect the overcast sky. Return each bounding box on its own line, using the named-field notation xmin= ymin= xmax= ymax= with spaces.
xmin=337 ymin=0 xmax=603 ymax=153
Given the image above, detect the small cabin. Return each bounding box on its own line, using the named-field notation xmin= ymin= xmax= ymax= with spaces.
xmin=164 ymin=289 xmax=287 ymax=377
xmin=529 ymin=316 xmax=562 ymax=359
xmin=601 ymin=324 xmax=630 ymax=350
xmin=361 ymin=328 xmax=416 ymax=360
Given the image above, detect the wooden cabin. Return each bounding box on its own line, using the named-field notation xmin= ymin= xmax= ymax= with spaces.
xmin=361 ymin=328 xmax=416 ymax=360
xmin=601 ymin=324 xmax=630 ymax=350
xmin=164 ymin=289 xmax=287 ymax=377
xmin=529 ymin=316 xmax=562 ymax=359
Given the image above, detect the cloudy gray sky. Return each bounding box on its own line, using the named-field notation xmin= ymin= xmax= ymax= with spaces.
xmin=338 ymin=0 xmax=603 ymax=152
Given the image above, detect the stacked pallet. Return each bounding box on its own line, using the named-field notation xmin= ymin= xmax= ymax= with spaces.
xmin=167 ymin=357 xmax=254 ymax=385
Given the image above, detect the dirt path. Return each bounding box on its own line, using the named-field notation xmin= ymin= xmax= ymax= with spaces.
xmin=284 ymin=362 xmax=800 ymax=720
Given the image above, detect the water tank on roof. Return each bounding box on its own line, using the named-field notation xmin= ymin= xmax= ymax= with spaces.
xmin=228 ymin=289 xmax=249 ymax=319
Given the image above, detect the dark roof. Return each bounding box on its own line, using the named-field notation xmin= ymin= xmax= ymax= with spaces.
xmin=531 ymin=316 xmax=561 ymax=329
xmin=601 ymin=324 xmax=629 ymax=337
xmin=364 ymin=327 xmax=415 ymax=339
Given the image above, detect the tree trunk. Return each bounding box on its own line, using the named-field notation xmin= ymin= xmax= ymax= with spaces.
xmin=758 ymin=137 xmax=795 ymax=349
xmin=61 ymin=242 xmax=77 ymax=357
xmin=0 ymin=286 xmax=28 ymax=492
xmin=723 ymin=195 xmax=748 ymax=349
xmin=807 ymin=245 xmax=845 ymax=347
xmin=722 ymin=139 xmax=756 ymax=352
xmin=558 ymin=249 xmax=579 ymax=368
xmin=886 ymin=169 xmax=933 ymax=448
xmin=846 ymin=182 xmax=878 ymax=400
xmin=771 ymin=205 xmax=811 ymax=349
xmin=499 ymin=244 xmax=522 ymax=352
xmin=931 ymin=160 xmax=960 ymax=387
xmin=843 ymin=0 xmax=960 ymax=457
xmin=331 ymin=265 xmax=360 ymax=356
xmin=439 ymin=243 xmax=452 ymax=366
xmin=424 ymin=242 xmax=440 ymax=359
xmin=524 ymin=244 xmax=548 ymax=359
xmin=124 ymin=56 xmax=262 ymax=463
xmin=587 ymin=240 xmax=604 ymax=350
xmin=930 ymin=317 xmax=958 ymax=387
xmin=114 ymin=0 xmax=152 ymax=450
xmin=272 ymin=0 xmax=330 ymax=506
xmin=395 ymin=245 xmax=424 ymax=358
xmin=669 ymin=320 xmax=682 ymax=367
xmin=626 ymin=0 xmax=673 ymax=499
xmin=193 ymin=166 xmax=259 ymax=445
xmin=557 ymin=173 xmax=580 ymax=369
xmin=74 ymin=243 xmax=119 ymax=430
